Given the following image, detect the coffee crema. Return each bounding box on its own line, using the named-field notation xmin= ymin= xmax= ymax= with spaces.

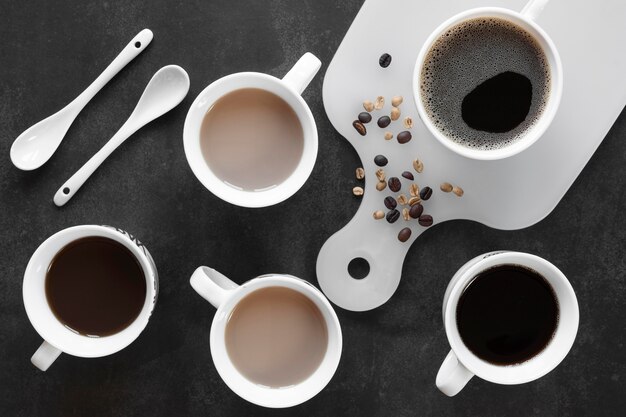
xmin=45 ymin=236 xmax=146 ymax=337
xmin=420 ymin=17 xmax=551 ymax=150
xmin=456 ymin=264 xmax=559 ymax=365
xmin=225 ymin=287 xmax=328 ymax=388
xmin=200 ymin=88 xmax=304 ymax=191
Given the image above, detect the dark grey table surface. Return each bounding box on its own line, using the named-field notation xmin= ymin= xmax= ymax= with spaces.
xmin=1 ymin=1 xmax=625 ymax=416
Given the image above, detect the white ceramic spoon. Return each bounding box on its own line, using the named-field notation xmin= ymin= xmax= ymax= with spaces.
xmin=10 ymin=29 xmax=154 ymax=171
xmin=53 ymin=65 xmax=190 ymax=207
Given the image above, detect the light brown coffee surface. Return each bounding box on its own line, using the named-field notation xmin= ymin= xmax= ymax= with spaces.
xmin=225 ymin=287 xmax=328 ymax=388
xmin=200 ymin=88 xmax=304 ymax=191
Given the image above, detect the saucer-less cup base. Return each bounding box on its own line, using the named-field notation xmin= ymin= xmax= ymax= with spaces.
xmin=183 ymin=53 xmax=321 ymax=208
xmin=190 ymin=267 xmax=342 ymax=408
xmin=413 ymin=0 xmax=563 ymax=160
xmin=23 ymin=225 xmax=158 ymax=371
xmin=436 ymin=251 xmax=579 ymax=396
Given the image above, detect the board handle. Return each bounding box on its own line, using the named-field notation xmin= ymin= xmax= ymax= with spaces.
xmin=316 ymin=205 xmax=425 ymax=311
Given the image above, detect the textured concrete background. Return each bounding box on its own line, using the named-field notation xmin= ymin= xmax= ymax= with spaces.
xmin=1 ymin=0 xmax=624 ymax=416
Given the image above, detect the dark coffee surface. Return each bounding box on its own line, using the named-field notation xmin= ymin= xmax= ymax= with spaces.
xmin=420 ymin=17 xmax=550 ymax=150
xmin=456 ymin=265 xmax=558 ymax=365
xmin=1 ymin=1 xmax=625 ymax=416
xmin=46 ymin=237 xmax=146 ymax=336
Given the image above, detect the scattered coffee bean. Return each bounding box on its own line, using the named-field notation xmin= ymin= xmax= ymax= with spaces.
xmin=391 ymin=96 xmax=403 ymax=107
xmin=374 ymin=155 xmax=388 ymax=167
xmin=409 ymin=196 xmax=421 ymax=206
xmin=401 ymin=171 xmax=414 ymax=180
xmin=379 ymin=53 xmax=392 ymax=68
xmin=402 ymin=207 xmax=410 ymax=221
xmin=397 ymin=194 xmax=408 ymax=205
xmin=376 ymin=181 xmax=387 ymax=191
xmin=403 ymin=117 xmax=414 ymax=129
xmin=397 ymin=131 xmax=412 ymax=144
xmin=409 ymin=183 xmax=419 ymax=197
xmin=375 ymin=168 xmax=386 ymax=181
xmin=373 ymin=210 xmax=385 ymax=220
xmin=390 ymin=107 xmax=401 ymax=121
xmin=374 ymin=96 xmax=385 ymax=110
xmin=440 ymin=182 xmax=453 ymax=192
xmin=409 ymin=203 xmax=424 ymax=219
xmin=358 ymin=112 xmax=372 ymax=123
xmin=353 ymin=186 xmax=364 ymax=196
xmin=355 ymin=167 xmax=365 ymax=180
xmin=420 ymin=186 xmax=432 ymax=200
xmin=384 ymin=131 xmax=393 ymax=141
xmin=384 ymin=196 xmax=397 ymax=210
xmin=386 ymin=209 xmax=400 ymax=223
xmin=398 ymin=227 xmax=412 ymax=242
xmin=388 ymin=177 xmax=401 ymax=192
xmin=363 ymin=100 xmax=374 ymax=112
xmin=452 ymin=186 xmax=464 ymax=197
xmin=377 ymin=115 xmax=391 ymax=128
xmin=418 ymin=214 xmax=433 ymax=227
xmin=353 ymin=120 xmax=366 ymax=136
xmin=412 ymin=159 xmax=424 ymax=173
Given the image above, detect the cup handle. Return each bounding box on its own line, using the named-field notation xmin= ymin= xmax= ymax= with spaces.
xmin=521 ymin=0 xmax=550 ymax=21
xmin=436 ymin=350 xmax=474 ymax=396
xmin=190 ymin=266 xmax=239 ymax=308
xmin=282 ymin=52 xmax=322 ymax=95
xmin=31 ymin=340 xmax=62 ymax=371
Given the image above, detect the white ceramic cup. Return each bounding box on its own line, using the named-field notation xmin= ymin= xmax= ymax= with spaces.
xmin=190 ymin=267 xmax=342 ymax=408
xmin=413 ymin=0 xmax=563 ymax=160
xmin=437 ymin=251 xmax=578 ymax=396
xmin=23 ymin=225 xmax=158 ymax=371
xmin=183 ymin=52 xmax=321 ymax=208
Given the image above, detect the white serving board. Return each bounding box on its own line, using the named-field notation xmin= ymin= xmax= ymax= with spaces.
xmin=316 ymin=0 xmax=626 ymax=311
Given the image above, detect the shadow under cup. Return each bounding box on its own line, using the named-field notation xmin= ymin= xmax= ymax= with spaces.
xmin=183 ymin=73 xmax=318 ymax=208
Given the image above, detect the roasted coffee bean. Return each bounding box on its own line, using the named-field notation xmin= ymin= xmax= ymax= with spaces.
xmin=397 ymin=131 xmax=412 ymax=144
xmin=376 ymin=181 xmax=387 ymax=191
xmin=418 ymin=214 xmax=433 ymax=227
xmin=409 ymin=203 xmax=423 ymax=219
xmin=388 ymin=177 xmax=401 ymax=192
xmin=398 ymin=227 xmax=412 ymax=242
xmin=379 ymin=53 xmax=392 ymax=68
xmin=420 ymin=186 xmax=432 ymax=200
xmin=377 ymin=116 xmax=391 ymax=128
xmin=384 ymin=196 xmax=397 ymax=210
xmin=386 ymin=209 xmax=400 ymax=223
xmin=353 ymin=120 xmax=366 ymax=136
xmin=358 ymin=112 xmax=372 ymax=123
xmin=374 ymin=155 xmax=388 ymax=166
xmin=440 ymin=182 xmax=453 ymax=192
xmin=353 ymin=186 xmax=364 ymax=196
xmin=402 ymin=171 xmax=414 ymax=180
xmin=355 ymin=167 xmax=365 ymax=180
xmin=373 ymin=210 xmax=385 ymax=220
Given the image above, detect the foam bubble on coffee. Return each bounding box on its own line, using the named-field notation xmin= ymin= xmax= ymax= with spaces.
xmin=420 ymin=17 xmax=551 ymax=150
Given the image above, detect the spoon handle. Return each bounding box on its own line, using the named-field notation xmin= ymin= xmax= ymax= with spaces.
xmin=66 ymin=29 xmax=153 ymax=114
xmin=53 ymin=121 xmax=140 ymax=207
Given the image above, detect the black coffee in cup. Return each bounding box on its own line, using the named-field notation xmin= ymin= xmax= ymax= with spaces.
xmin=456 ymin=264 xmax=559 ymax=365
xmin=420 ymin=17 xmax=551 ymax=150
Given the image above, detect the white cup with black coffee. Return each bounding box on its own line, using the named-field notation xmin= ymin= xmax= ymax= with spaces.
xmin=413 ymin=0 xmax=563 ymax=160
xmin=437 ymin=251 xmax=578 ymax=396
xmin=183 ymin=53 xmax=321 ymax=207
xmin=22 ymin=225 xmax=158 ymax=371
xmin=190 ymin=267 xmax=342 ymax=408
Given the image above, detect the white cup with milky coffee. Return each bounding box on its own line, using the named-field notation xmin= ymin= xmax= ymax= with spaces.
xmin=190 ymin=267 xmax=342 ymax=408
xmin=183 ymin=53 xmax=321 ymax=207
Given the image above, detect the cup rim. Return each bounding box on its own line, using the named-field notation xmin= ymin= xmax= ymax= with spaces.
xmin=209 ymin=274 xmax=342 ymax=408
xmin=412 ymin=7 xmax=563 ymax=160
xmin=443 ymin=252 xmax=579 ymax=385
xmin=183 ymin=72 xmax=318 ymax=208
xmin=22 ymin=225 xmax=156 ymax=358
